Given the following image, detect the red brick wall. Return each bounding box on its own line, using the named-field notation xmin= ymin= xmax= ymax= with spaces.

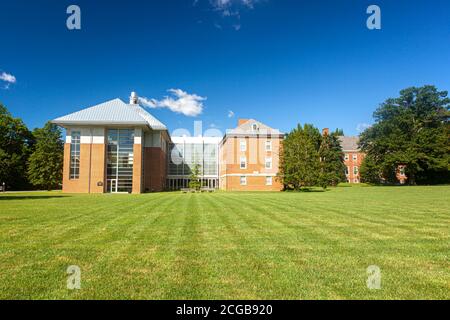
xmin=343 ymin=151 xmax=365 ymax=183
xmin=143 ymin=147 xmax=167 ymax=192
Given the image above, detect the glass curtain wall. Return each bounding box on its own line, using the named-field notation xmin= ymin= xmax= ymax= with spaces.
xmin=167 ymin=141 xmax=218 ymax=189
xmin=107 ymin=129 xmax=134 ymax=193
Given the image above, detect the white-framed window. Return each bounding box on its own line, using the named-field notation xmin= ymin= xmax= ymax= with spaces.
xmin=240 ymin=156 xmax=247 ymax=169
xmin=240 ymin=176 xmax=247 ymax=185
xmin=345 ymin=166 xmax=350 ymax=176
xmin=265 ymin=140 xmax=272 ymax=151
xmin=69 ymin=131 xmax=81 ymax=180
xmin=344 ymin=154 xmax=349 ymax=161
xmin=240 ymin=139 xmax=247 ymax=152
xmin=266 ymin=176 xmax=273 ymax=186
xmin=353 ymin=166 xmax=359 ymax=175
xmin=352 ymin=154 xmax=358 ymax=161
xmin=252 ymin=123 xmax=259 ymax=131
xmin=265 ymin=157 xmax=272 ymax=169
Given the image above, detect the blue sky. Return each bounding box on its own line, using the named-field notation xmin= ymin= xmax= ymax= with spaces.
xmin=1 ymin=0 xmax=449 ymax=136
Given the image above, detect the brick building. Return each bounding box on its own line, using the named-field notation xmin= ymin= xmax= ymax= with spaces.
xmin=338 ymin=136 xmax=365 ymax=183
xmin=54 ymin=92 xmax=399 ymax=192
xmin=219 ymin=119 xmax=284 ymax=191
xmin=53 ymin=94 xmax=284 ymax=193
xmin=52 ymin=93 xmax=170 ymax=193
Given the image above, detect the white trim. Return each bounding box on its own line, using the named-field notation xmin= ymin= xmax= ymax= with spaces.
xmin=171 ymin=136 xmax=222 ymax=144
xmin=221 ymin=173 xmax=277 ymax=178
xmin=134 ymin=128 xmax=142 ymax=145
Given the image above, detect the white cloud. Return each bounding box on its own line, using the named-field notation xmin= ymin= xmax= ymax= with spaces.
xmin=139 ymin=89 xmax=206 ymax=117
xmin=203 ymin=0 xmax=261 ymax=30
xmin=228 ymin=110 xmax=235 ymax=118
xmin=0 ymin=71 xmax=16 ymax=89
xmin=356 ymin=123 xmax=371 ymax=133
xmin=212 ymin=0 xmax=258 ymax=11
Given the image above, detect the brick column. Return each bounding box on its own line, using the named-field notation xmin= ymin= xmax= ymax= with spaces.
xmin=132 ymin=129 xmax=143 ymax=194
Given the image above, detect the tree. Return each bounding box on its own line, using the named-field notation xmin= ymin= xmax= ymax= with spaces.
xmin=318 ymin=131 xmax=346 ymax=188
xmin=279 ymin=124 xmax=321 ymax=190
xmin=360 ymin=154 xmax=382 ymax=184
xmin=359 ymin=86 xmax=450 ymax=185
xmin=0 ymin=103 xmax=34 ymax=190
xmin=27 ymin=122 xmax=64 ymax=190
xmin=188 ymin=164 xmax=202 ymax=190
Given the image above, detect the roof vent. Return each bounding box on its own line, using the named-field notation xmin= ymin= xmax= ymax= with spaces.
xmin=130 ymin=91 xmax=138 ymax=105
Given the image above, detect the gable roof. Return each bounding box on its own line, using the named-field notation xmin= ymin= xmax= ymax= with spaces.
xmin=226 ymin=119 xmax=283 ymax=136
xmin=52 ymin=98 xmax=167 ymax=130
xmin=338 ymin=136 xmax=360 ymax=151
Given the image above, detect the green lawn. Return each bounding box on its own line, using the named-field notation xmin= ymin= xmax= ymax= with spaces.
xmin=0 ymin=186 xmax=449 ymax=300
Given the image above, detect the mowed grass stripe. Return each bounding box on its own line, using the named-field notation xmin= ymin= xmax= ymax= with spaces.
xmin=0 ymin=186 xmax=448 ymax=299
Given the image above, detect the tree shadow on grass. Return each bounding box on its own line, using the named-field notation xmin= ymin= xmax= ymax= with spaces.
xmin=0 ymin=195 xmax=71 ymax=201
xmin=285 ymin=188 xmax=329 ymax=193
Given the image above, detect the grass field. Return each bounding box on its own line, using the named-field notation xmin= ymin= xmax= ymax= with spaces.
xmin=0 ymin=185 xmax=448 ymax=300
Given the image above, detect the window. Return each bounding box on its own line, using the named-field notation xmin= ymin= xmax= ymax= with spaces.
xmin=345 ymin=166 xmax=350 ymax=176
xmin=265 ymin=140 xmax=272 ymax=152
xmin=265 ymin=157 xmax=272 ymax=169
xmin=353 ymin=166 xmax=359 ymax=175
xmin=240 ymin=176 xmax=247 ymax=185
xmin=352 ymin=154 xmax=358 ymax=161
xmin=240 ymin=156 xmax=247 ymax=169
xmin=240 ymin=139 xmax=247 ymax=152
xmin=252 ymin=123 xmax=259 ymax=131
xmin=344 ymin=154 xmax=349 ymax=161
xmin=107 ymin=129 xmax=135 ymax=193
xmin=399 ymin=167 xmax=406 ymax=176
xmin=69 ymin=131 xmax=81 ymax=179
xmin=266 ymin=176 xmax=273 ymax=186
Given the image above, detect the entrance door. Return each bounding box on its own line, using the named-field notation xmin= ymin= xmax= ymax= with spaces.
xmin=110 ymin=179 xmax=117 ymax=193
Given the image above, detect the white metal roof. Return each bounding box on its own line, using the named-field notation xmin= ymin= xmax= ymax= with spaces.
xmin=52 ymin=98 xmax=167 ymax=130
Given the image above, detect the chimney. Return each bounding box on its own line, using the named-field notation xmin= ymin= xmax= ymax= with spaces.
xmin=238 ymin=119 xmax=249 ymax=126
xmin=129 ymin=91 xmax=138 ymax=105
xmin=322 ymin=128 xmax=329 ymax=136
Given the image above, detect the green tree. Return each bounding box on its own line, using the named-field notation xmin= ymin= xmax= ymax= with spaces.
xmin=279 ymin=124 xmax=321 ymax=190
xmin=359 ymin=86 xmax=450 ymax=185
xmin=188 ymin=164 xmax=202 ymax=190
xmin=318 ymin=132 xmax=346 ymax=188
xmin=27 ymin=122 xmax=64 ymax=190
xmin=360 ymin=154 xmax=382 ymax=184
xmin=0 ymin=103 xmax=34 ymax=190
